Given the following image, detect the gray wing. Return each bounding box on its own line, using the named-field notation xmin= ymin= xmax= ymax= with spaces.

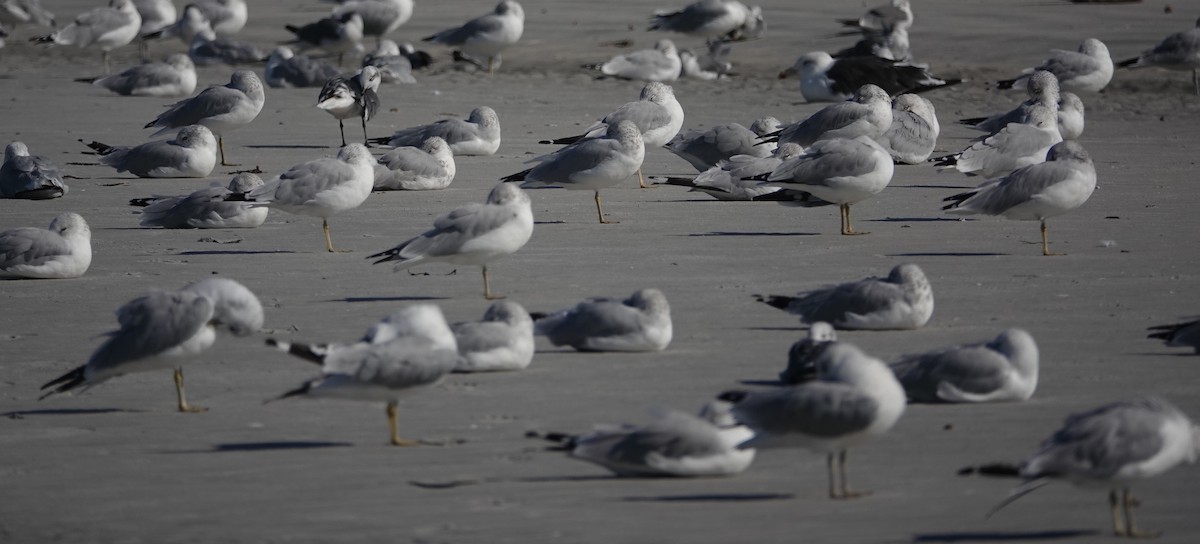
xmin=250 ymin=158 xmax=355 ymax=205
xmin=151 ymin=86 xmax=242 ymax=127
xmin=578 ymin=410 xmax=727 ymax=468
xmin=781 ymin=103 xmax=868 ymax=146
xmin=390 ymin=202 xmax=515 ymax=262
xmin=973 ymin=105 xmax=1027 ymax=135
xmin=768 ymin=139 xmax=879 ymax=187
xmin=650 ymin=0 xmax=729 ymax=33
xmin=1036 ymin=50 xmax=1101 ymax=82
xmin=378 ymin=147 xmax=445 ymax=178
xmin=452 ymin=320 xmax=516 ymax=355
xmin=389 ymin=119 xmax=474 ymax=146
xmin=1025 ymin=399 xmax=1172 ymax=480
xmin=428 ymin=14 xmax=504 ymax=45
xmin=88 ymin=291 xmax=213 ymax=374
xmin=733 ymin=383 xmax=878 ymax=438
xmin=101 ymin=140 xmax=188 ymax=176
xmin=791 ymin=276 xmax=905 ymax=323
xmin=667 ymin=123 xmax=763 ymax=171
xmin=97 ymin=62 xmax=180 ymax=95
xmin=536 ymin=301 xmax=643 ymax=348
xmin=957 ymin=160 xmax=1077 ymax=215
xmin=602 ymin=49 xmax=676 ymax=80
xmin=1 ymin=154 xmax=65 ymax=197
xmin=271 ymin=56 xmax=339 ymax=87
xmin=881 ymin=111 xmax=935 ymax=163
xmin=58 ymin=6 xmax=132 ymax=45
xmin=324 ymin=336 xmax=457 ymax=389
xmin=606 ymin=101 xmax=672 ymax=134
xmin=191 ymin=37 xmax=267 ymax=65
xmin=1142 ymin=30 xmax=1200 ymax=65
xmin=957 ymin=124 xmax=1058 ymax=174
xmin=891 ymin=344 xmax=1009 ymax=402
xmin=0 ymin=227 xmax=70 ymax=268
xmin=526 ymin=138 xmax=621 ymax=182
xmin=139 ymin=185 xmax=233 ymax=228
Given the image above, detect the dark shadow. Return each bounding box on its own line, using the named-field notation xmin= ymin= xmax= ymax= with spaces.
xmin=912 ymin=529 xmax=1098 ymax=542
xmin=244 ymin=144 xmax=331 ymax=149
xmin=686 ymin=231 xmax=820 ymax=237
xmin=887 ymin=252 xmax=1009 ymax=257
xmin=208 ymin=441 xmax=353 ymax=452
xmin=895 ymin=184 xmax=976 ymax=190
xmin=337 ymin=296 xmax=450 ymax=303
xmin=869 ymin=217 xmax=972 ymax=223
xmin=180 ymin=250 xmax=298 ymax=255
xmin=534 ymin=220 xmax=567 ymax=225
xmin=1127 ymin=351 xmax=1199 ymax=358
xmin=738 ymin=379 xmax=787 ymax=387
xmin=624 ymin=493 xmax=795 ymax=502
xmin=516 ymin=474 xmax=626 ymax=483
xmin=3 ymin=408 xmax=141 ymax=418
xmin=744 ymin=326 xmax=806 ymax=332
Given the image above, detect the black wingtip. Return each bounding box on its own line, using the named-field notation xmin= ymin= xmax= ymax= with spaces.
xmin=958 ymin=117 xmax=987 ymax=126
xmin=129 ymin=197 xmax=155 ymax=207
xmin=500 ymin=168 xmax=532 ymax=183
xmin=995 ymin=78 xmax=1017 ymax=90
xmin=716 ymin=390 xmax=748 ymax=403
xmin=942 ymin=190 xmax=974 ymax=210
xmin=1116 ymin=57 xmax=1138 ymax=69
xmin=84 ymin=141 xmax=115 ymax=155
xmin=74 ymin=76 xmax=99 ymax=84
xmin=548 ymin=134 xmax=583 ymax=146
xmin=958 ymin=463 xmax=1022 ymax=477
xmin=40 ymin=365 xmax=87 ymax=399
xmin=753 ymin=294 xmax=793 ymax=311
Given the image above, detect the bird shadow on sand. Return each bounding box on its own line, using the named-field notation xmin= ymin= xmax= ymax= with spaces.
xmin=624 ymin=493 xmax=794 ymax=503
xmin=685 ymin=231 xmax=820 ymax=237
xmin=911 ymin=529 xmax=1098 ymax=542
xmin=166 ymin=441 xmax=354 ymax=454
xmin=180 ymin=250 xmax=298 ymax=255
xmin=738 ymin=379 xmax=787 ymax=387
xmin=244 ymin=144 xmax=332 ymax=150
xmin=1127 ymin=351 xmax=1198 ymax=358
xmin=893 ymin=184 xmax=977 ymax=190
xmin=868 ymin=217 xmax=972 ymax=223
xmin=744 ymin=326 xmax=807 ymax=332
xmin=336 ymin=296 xmax=450 ymax=303
xmin=887 ymin=252 xmax=1009 ymax=257
xmin=3 ymin=408 xmax=142 ymax=418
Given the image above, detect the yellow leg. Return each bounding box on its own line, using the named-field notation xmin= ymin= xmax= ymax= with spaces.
xmin=1040 ymin=220 xmax=1063 ymax=256
xmin=1111 ymin=490 xmax=1126 ymax=536
xmin=218 ymin=136 xmax=239 ymax=167
xmin=595 ymin=191 xmax=618 ymax=224
xmin=174 ymin=368 xmax=208 ymax=413
xmin=836 ymin=450 xmax=870 ymax=499
xmin=1122 ymin=489 xmax=1161 ymax=538
xmin=323 ymin=219 xmax=350 ymax=253
xmin=483 ymin=266 xmax=504 ymax=300
xmin=827 ymin=453 xmax=839 ymax=499
xmin=841 ymin=204 xmax=869 ymax=236
xmin=488 ymin=57 xmax=496 ymax=77
xmin=387 ymin=401 xmax=419 ymax=447
xmin=637 ymin=167 xmax=650 ymax=189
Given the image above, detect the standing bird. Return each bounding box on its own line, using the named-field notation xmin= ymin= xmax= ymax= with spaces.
xmin=332 ymin=0 xmax=413 ymax=46
xmin=451 ymin=301 xmax=535 ymax=372
xmin=144 ymin=69 xmax=265 ymax=166
xmin=1148 ymin=318 xmax=1200 ymax=354
xmin=369 ymin=183 xmax=533 ymax=299
xmin=986 ymin=397 xmax=1200 ymax=538
xmin=648 ymin=0 xmax=762 ymax=43
xmin=30 ymin=0 xmax=141 ymax=73
xmin=1117 ymin=18 xmax=1200 ymax=95
xmin=132 ymin=173 xmax=268 ymax=229
xmin=77 ymin=53 xmax=197 ymax=97
xmin=371 ymin=106 xmax=501 ymax=155
xmin=779 ymin=51 xmax=959 ymax=103
xmin=778 ymin=322 xmax=838 ymax=385
xmin=317 ymin=66 xmax=381 ymax=146
xmin=504 ymin=120 xmax=645 ymax=224
xmin=764 ymin=84 xmax=893 ymax=148
xmin=763 ymin=135 xmax=895 ymax=236
xmin=933 ymin=104 xmax=1062 ymax=179
xmin=40 ymin=278 xmax=264 ymax=412
xmin=285 ymin=12 xmax=364 ymax=65
xmin=373 ymin=136 xmax=456 ymax=191
xmin=665 ymin=117 xmax=780 ymax=172
xmin=88 ymin=125 xmax=219 ymax=179
xmin=192 ymin=0 xmax=245 ymax=36
xmin=267 ymin=304 xmax=459 ymax=446
xmin=422 ymin=0 xmax=524 ymax=76
xmin=890 ymin=329 xmax=1039 ymax=403
xmin=877 ymin=93 xmax=939 ymax=164
xmin=0 ymin=213 xmax=91 ymax=279
xmin=236 ymin=144 xmax=375 ymax=253
xmin=959 ymin=71 xmax=1061 ymax=137
xmin=942 ymin=140 xmax=1096 ymax=256
xmin=533 ymin=288 xmax=673 ymax=352
xmin=264 ymin=46 xmax=341 ymax=88
xmin=1 ymin=141 xmax=67 ymax=200
xmin=133 ymin=0 xmax=176 ymax=56
xmin=997 ymin=38 xmax=1113 ymax=93
xmin=719 ymin=342 xmax=906 ymax=499
xmin=586 ymin=39 xmax=681 ymax=82
xmin=754 ymin=263 xmax=935 ymax=331
xmin=145 ymin=3 xmax=210 ymax=46
xmin=836 ymin=0 xmax=912 ymax=35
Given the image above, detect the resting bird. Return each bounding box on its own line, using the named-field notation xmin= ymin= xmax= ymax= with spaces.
xmin=755 ymin=263 xmax=934 ymax=330
xmin=370 ymin=106 xmax=501 ymax=156
xmin=285 ymin=12 xmax=364 ymax=65
xmin=533 ymin=288 xmax=672 ymax=352
xmin=1117 ymin=17 xmax=1200 ymax=95
xmin=779 ymin=51 xmax=959 ymax=102
xmin=1148 ymin=318 xmax=1200 ymax=354
xmin=76 ymin=53 xmax=197 ymax=97
xmin=996 ymin=38 xmax=1113 ymax=93
xmin=31 ymin=0 xmax=141 ymax=73
xmin=317 ymin=66 xmax=381 ymax=146
xmin=0 ymin=212 xmax=91 ymax=279
xmin=265 ymin=46 xmax=341 ymax=88
xmin=451 ymin=301 xmax=534 ymax=372
xmin=1 ymin=141 xmax=67 ymax=199
xmin=143 ymin=70 xmax=265 ymax=166
xmin=890 ymin=329 xmax=1039 ymax=403
xmin=132 ymin=173 xmax=268 ymax=229
xmin=648 ymin=0 xmax=763 ymax=44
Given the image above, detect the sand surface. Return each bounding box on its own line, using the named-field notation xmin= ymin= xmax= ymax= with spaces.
xmin=2 ymin=0 xmax=1200 ymax=542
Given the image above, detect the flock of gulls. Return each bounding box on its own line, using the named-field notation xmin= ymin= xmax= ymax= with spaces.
xmin=3 ymin=0 xmax=1200 ymax=538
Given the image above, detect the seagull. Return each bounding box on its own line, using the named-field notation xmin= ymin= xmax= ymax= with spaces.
xmin=1148 ymin=318 xmax=1200 ymax=354
xmin=451 ymin=301 xmax=535 ymax=372
xmin=422 ymin=0 xmax=524 ymax=76
xmin=719 ymin=341 xmax=906 ymax=499
xmin=779 ymin=51 xmax=959 ymax=102
xmin=0 ymin=212 xmax=91 ymax=279
xmin=539 ymin=82 xmax=683 ymax=189
xmin=40 ymin=278 xmax=264 ymax=412
xmin=659 ymin=142 xmax=803 ymax=201
xmin=187 ymin=27 xmax=267 ymax=66
xmin=536 ymin=400 xmax=756 ymax=477
xmin=368 ymin=183 xmax=533 ymax=299
xmin=144 ymin=69 xmax=265 ymax=166
xmin=192 ymin=0 xmax=246 ymax=36
xmin=932 ymin=104 xmax=1062 ymax=179
xmin=997 ymin=38 xmax=1113 ymax=93
xmin=133 ymin=0 xmax=176 ymax=53
xmin=0 ymin=0 xmax=55 ymax=29
xmin=1 ymin=141 xmax=68 ymax=200
xmin=876 ymin=93 xmax=939 ymax=164
xmin=836 ymin=0 xmax=912 ymax=35
xmin=87 ymin=125 xmax=218 ymax=179
xmin=144 ymin=3 xmax=209 ymax=46
xmin=268 ymin=304 xmax=458 ymax=446
xmin=942 ymin=140 xmax=1096 ymax=256
xmin=362 ymin=39 xmax=420 ymax=84
xmin=504 ymin=120 xmax=645 ymax=224
xmin=132 ymin=173 xmax=269 ymax=229
xmin=30 ymin=0 xmax=141 ymax=73
xmin=762 ymin=84 xmax=893 ymax=148
xmin=586 ymin=39 xmax=681 ymax=82
xmin=778 ymin=322 xmax=837 ymax=385
xmin=890 ymin=329 xmax=1039 ymax=403
xmin=317 ymin=66 xmax=381 ymax=146
xmin=373 ymin=136 xmax=456 ymax=191
xmin=754 ymin=263 xmax=935 ymax=330
xmin=533 ymin=288 xmax=673 ymax=352
xmin=265 ymin=46 xmax=341 ymax=88
xmin=648 ymin=0 xmax=762 ymax=43
xmin=833 ymin=24 xmax=910 ymax=63
xmin=958 ymin=71 xmax=1060 ymax=137
xmin=370 ymin=106 xmax=501 ymax=156
xmin=1117 ymin=17 xmax=1200 ymax=95
xmin=763 ymin=135 xmax=895 ymax=235
xmin=678 ymin=48 xmax=724 ymax=80
xmin=236 ymin=144 xmax=375 ymax=253
xmin=665 ymin=117 xmax=780 ymax=172
xmin=987 ymin=397 xmax=1200 ymax=538
xmin=1056 ymin=92 xmax=1085 ymax=141
xmin=76 ymin=53 xmax=197 ymax=97
xmin=331 ymin=0 xmax=413 ymax=46
xmin=285 ymin=12 xmax=364 ymax=65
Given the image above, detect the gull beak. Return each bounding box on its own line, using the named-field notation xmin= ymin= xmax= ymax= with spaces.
xmin=779 ymin=67 xmax=797 ymax=79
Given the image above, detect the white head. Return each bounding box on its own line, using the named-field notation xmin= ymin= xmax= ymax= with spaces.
xmin=48 ymin=212 xmax=90 ymax=241
xmin=166 ymin=54 xmax=195 ymax=71
xmin=337 ymin=143 xmax=374 ymax=165
xmin=697 ymin=399 xmax=739 ymax=428
xmin=369 ymin=304 xmax=456 ymax=349
xmin=888 ymin=263 xmax=928 ymax=287
xmin=627 ymin=288 xmax=670 ymax=316
xmin=175 ymin=125 xmax=217 ymax=149
xmin=1079 ymin=38 xmax=1109 ymax=59
xmin=229 ymin=70 xmax=264 ymax=97
xmin=486 ymin=182 xmax=530 ymax=207
xmin=609 ymin=119 xmax=644 ymax=148
xmin=270 ymin=46 xmax=295 ymax=62
xmin=808 ymin=322 xmax=837 ymax=342
xmin=357 ymin=65 xmax=382 ymax=92
xmin=420 ymin=136 xmax=452 ymax=156
xmin=750 ymin=117 xmax=782 ymax=137
xmin=1026 ymin=104 xmax=1058 ymax=131
xmin=783 ymin=52 xmax=835 ymax=79
xmin=1046 ymin=140 xmax=1091 ymax=164
xmin=774 ymin=142 xmax=804 ymax=159
xmin=654 ymin=39 xmax=678 ymax=57
xmin=468 ymin=106 xmax=500 ymax=128
xmin=482 ymin=300 xmax=532 ymax=327
xmin=496 ymin=0 xmax=524 ymax=20
xmin=227 ymin=173 xmax=264 ymax=193
xmin=181 ymin=277 xmax=265 ymax=336
xmin=854 ymin=84 xmax=891 ymax=105
xmin=639 ymin=81 xmax=675 ymax=104
xmin=1027 ymin=70 xmax=1061 ymax=101
xmin=5 ymin=141 xmax=30 ymax=160
xmin=372 ymin=39 xmax=401 ymax=57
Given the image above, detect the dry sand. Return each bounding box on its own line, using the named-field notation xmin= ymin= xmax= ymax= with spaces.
xmin=2 ymin=0 xmax=1200 ymax=542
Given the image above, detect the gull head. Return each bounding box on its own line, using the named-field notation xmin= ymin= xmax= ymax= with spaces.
xmin=751 ymin=117 xmax=782 ymax=137
xmin=639 ymin=80 xmax=675 ymax=104
xmin=228 ymin=173 xmax=264 ymax=193
xmin=370 ymin=304 xmax=456 ymax=349
xmin=1027 ymin=70 xmax=1060 ymax=99
xmin=496 ymin=1 xmax=525 ymax=20
xmin=49 ymin=212 xmax=91 ymax=241
xmin=628 ymin=288 xmax=670 ymax=316
xmin=468 ymin=106 xmax=500 ymax=129
xmin=372 ymin=39 xmax=401 ymax=57
xmin=4 ymin=141 xmax=30 ymax=160
xmin=888 ymin=263 xmax=929 ymax=289
xmin=854 ymin=84 xmax=891 ymax=105
xmin=357 ymin=65 xmax=382 ymax=92
xmin=1026 ymin=104 xmax=1058 ymax=131
xmin=781 ymin=51 xmax=834 ymax=79
xmin=482 ymin=300 xmax=532 ymax=327
xmin=654 ymin=39 xmax=678 ymax=57
xmin=420 ymin=136 xmax=452 ymax=156
xmin=175 ymin=125 xmax=217 ymax=149
xmin=609 ymin=119 xmax=644 ymax=146
xmin=1078 ymin=38 xmax=1109 ymax=59
xmin=229 ymin=70 xmax=264 ymax=98
xmin=337 ymin=143 xmax=374 ymax=166
xmin=697 ymin=400 xmax=740 ymax=428
xmin=774 ymin=142 xmax=805 ymax=159
xmin=166 ymin=54 xmax=195 ymax=71
xmin=486 ymin=182 xmax=530 ymax=208
xmin=182 ymin=277 xmax=265 ymax=336
xmin=269 ymin=46 xmax=295 ymax=62
xmin=808 ymin=322 xmax=837 ymax=342
xmin=1046 ymin=140 xmax=1091 ymax=164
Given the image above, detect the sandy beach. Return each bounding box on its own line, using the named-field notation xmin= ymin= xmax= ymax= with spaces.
xmin=2 ymin=0 xmax=1200 ymax=542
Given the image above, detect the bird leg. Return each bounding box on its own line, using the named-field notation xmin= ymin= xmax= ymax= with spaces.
xmin=827 ymin=452 xmax=841 ymax=499
xmin=323 ymin=219 xmax=349 ymax=253
xmin=637 ymin=167 xmax=651 ymax=189
xmin=218 ymin=136 xmax=239 ymax=167
xmin=103 ymin=51 xmax=111 ymax=74
xmin=338 ymin=119 xmax=347 ymax=148
xmin=488 ymin=56 xmax=496 ymax=77
xmin=594 ymin=191 xmax=618 ymax=224
xmin=1120 ymin=488 xmax=1161 ymax=538
xmin=387 ymin=401 xmax=419 ymax=446
xmin=360 ymin=116 xmax=370 ymax=146
xmin=174 ymin=368 xmax=208 ymax=413
xmin=834 ymin=450 xmax=870 ymax=499
xmin=1111 ymin=490 xmax=1127 ymax=536
xmin=1040 ymin=220 xmax=1063 ymax=256
xmin=841 ymin=204 xmax=868 ymax=236
xmin=482 ymin=266 xmax=504 ymax=300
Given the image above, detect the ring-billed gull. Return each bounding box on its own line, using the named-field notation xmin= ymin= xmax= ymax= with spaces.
xmin=265 ymin=46 xmax=340 ymax=88
xmin=318 ymin=66 xmax=381 ymax=146
xmin=132 ymin=173 xmax=268 ymax=229
xmin=678 ymin=48 xmax=722 ymax=80
xmin=986 ymin=397 xmax=1200 ymax=537
xmin=779 ymin=51 xmax=959 ymax=102
xmin=145 ymin=4 xmax=209 ymax=46
xmin=778 ymin=322 xmax=837 ymax=384
xmin=648 ymin=0 xmax=762 ymax=43
xmin=719 ymin=341 xmax=906 ymax=499
xmin=834 ymin=24 xmax=910 ymax=64
xmin=332 ymin=0 xmax=413 ymax=45
xmin=267 ymin=304 xmax=458 ymax=446
xmin=373 ymin=136 xmax=456 ymax=191
xmin=997 ymin=38 xmax=1113 ymax=93
xmin=133 ymin=0 xmax=174 ymax=37
xmin=763 ymin=135 xmax=894 ymax=235
xmin=0 ymin=0 xmax=54 ymax=29
xmin=192 ymin=0 xmax=245 ymax=36
xmin=30 ymin=0 xmax=140 ymax=73
xmin=1117 ymin=18 xmax=1200 ymax=95
xmin=836 ymin=0 xmax=911 ymax=35
xmin=370 ymin=106 xmax=501 ymax=156
xmin=76 ymin=53 xmax=196 ymax=97
xmin=285 ymin=12 xmax=364 ymax=65
xmin=88 ymin=125 xmax=218 ymax=179
xmin=943 ymin=140 xmax=1096 ymax=256
xmin=532 ymin=288 xmax=672 ymax=352
xmin=1148 ymin=318 xmax=1200 ymax=354
xmin=665 ymin=117 xmax=780 ymax=172
xmin=187 ymin=27 xmax=267 ymax=66
xmin=505 ymin=120 xmax=644 ymax=224
xmin=1 ymin=141 xmax=67 ymax=200
xmin=363 ymin=39 xmax=420 ymax=84
xmin=422 ymin=0 xmax=524 ymax=76
xmin=754 ymin=263 xmax=934 ymax=330
xmin=586 ymin=39 xmax=681 ymax=82
xmin=536 ymin=400 xmax=755 ymax=477
xmin=763 ymin=84 xmax=893 ymax=148
xmin=660 ymin=142 xmax=802 ymax=201
xmin=890 ymin=329 xmax=1039 ymax=403
xmin=0 ymin=213 xmax=91 ymax=279
xmin=369 ymin=183 xmax=533 ymax=299
xmin=876 ymin=93 xmax=938 ymax=164
xmin=540 ymin=82 xmax=683 ymax=189
xmin=144 ymin=69 xmax=265 ymax=166
xmin=960 ymin=71 xmax=1060 ymax=136
xmin=451 ymin=300 xmax=534 ymax=372
xmin=40 ymin=278 xmax=263 ymax=412
xmin=933 ymin=104 xmax=1062 ymax=179
xmin=236 ymin=144 xmax=375 ymax=253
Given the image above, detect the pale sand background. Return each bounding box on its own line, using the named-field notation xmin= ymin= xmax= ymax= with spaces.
xmin=2 ymin=1 xmax=1200 ymax=542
